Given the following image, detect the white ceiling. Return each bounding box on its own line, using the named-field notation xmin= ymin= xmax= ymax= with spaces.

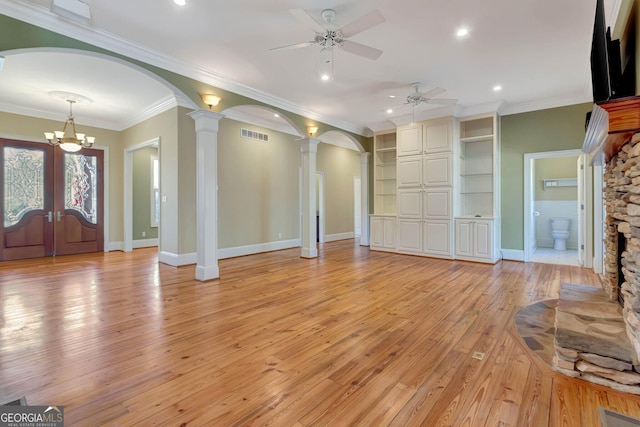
xmin=0 ymin=0 xmax=621 ymax=138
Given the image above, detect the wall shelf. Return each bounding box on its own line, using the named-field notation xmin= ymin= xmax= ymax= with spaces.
xmin=544 ymin=178 xmax=577 ymax=189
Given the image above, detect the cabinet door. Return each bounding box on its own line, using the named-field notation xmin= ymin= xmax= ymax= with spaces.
xmin=455 ymin=220 xmax=473 ymax=257
xmin=424 ymin=121 xmax=452 ymax=153
xmin=370 ymin=217 xmax=384 ymax=247
xmin=397 ymin=125 xmax=422 ymax=157
xmin=423 ymin=220 xmax=452 ymax=257
xmin=423 ymin=153 xmax=452 ymax=187
xmin=397 ymin=219 xmax=422 ymax=253
xmin=397 ymin=156 xmax=422 ymax=188
xmin=383 ymin=218 xmax=396 ymax=248
xmin=397 ymin=189 xmax=422 ymax=218
xmin=473 ymin=220 xmax=492 ymax=259
xmin=424 ymin=188 xmax=451 ymax=219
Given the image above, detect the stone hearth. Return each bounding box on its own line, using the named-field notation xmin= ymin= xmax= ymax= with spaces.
xmin=554 ymin=284 xmax=640 ymax=394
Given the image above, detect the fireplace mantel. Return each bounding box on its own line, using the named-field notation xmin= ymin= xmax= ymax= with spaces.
xmin=583 ymin=96 xmax=640 ymax=164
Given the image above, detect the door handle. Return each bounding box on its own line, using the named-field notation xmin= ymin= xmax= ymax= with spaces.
xmin=47 ymin=211 xmax=53 ymax=223
xmin=56 ymin=211 xmax=62 ymax=222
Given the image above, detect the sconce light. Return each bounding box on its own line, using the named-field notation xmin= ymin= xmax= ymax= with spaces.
xmin=307 ymin=125 xmax=318 ymax=136
xmin=201 ymin=94 xmax=221 ymax=109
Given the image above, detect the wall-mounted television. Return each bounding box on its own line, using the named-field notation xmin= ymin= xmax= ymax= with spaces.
xmin=590 ymin=0 xmax=635 ymax=102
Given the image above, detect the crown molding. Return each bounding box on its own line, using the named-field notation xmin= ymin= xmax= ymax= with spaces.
xmin=500 ymin=93 xmax=592 ymax=116
xmin=0 ymin=0 xmax=369 ymax=137
xmin=119 ymin=95 xmax=179 ymax=131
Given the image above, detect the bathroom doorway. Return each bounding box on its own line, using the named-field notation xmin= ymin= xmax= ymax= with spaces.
xmin=523 ymin=149 xmax=591 ymax=267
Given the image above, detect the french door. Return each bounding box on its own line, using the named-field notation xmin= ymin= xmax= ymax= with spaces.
xmin=0 ymin=139 xmax=104 ymax=261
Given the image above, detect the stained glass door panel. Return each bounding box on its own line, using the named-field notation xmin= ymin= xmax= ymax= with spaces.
xmin=0 ymin=140 xmax=54 ymax=260
xmin=54 ymin=147 xmax=104 ymax=256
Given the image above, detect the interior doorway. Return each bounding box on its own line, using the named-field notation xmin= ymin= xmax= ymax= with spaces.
xmin=523 ymin=149 xmax=591 ymax=267
xmin=124 ymin=137 xmax=160 ymax=252
xmin=1 ymin=138 xmax=104 ymax=260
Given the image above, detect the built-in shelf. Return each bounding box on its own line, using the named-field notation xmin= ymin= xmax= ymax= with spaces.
xmin=374 ymin=131 xmax=397 ymax=215
xmin=376 ymin=147 xmax=397 ymax=153
xmin=459 ymin=134 xmax=494 ymax=143
xmin=544 ymin=178 xmax=577 ymax=189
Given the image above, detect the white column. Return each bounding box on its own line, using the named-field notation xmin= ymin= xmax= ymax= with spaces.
xmin=188 ymin=109 xmax=224 ymax=281
xmin=301 ymin=138 xmax=320 ymax=258
xmin=360 ymin=152 xmax=371 ymax=246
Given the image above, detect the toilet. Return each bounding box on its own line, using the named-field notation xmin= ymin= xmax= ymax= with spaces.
xmin=550 ymin=217 xmax=570 ymax=251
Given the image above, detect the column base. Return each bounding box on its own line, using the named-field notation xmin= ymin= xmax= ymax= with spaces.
xmin=195 ymin=264 xmax=220 ymax=281
xmin=301 ymin=247 xmax=318 ymax=259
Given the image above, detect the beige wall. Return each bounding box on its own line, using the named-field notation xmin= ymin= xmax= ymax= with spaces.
xmin=132 ymin=146 xmax=158 ymax=240
xmin=177 ymin=108 xmax=197 ymax=253
xmin=317 ymin=142 xmax=360 ymax=236
xmin=0 ymin=111 xmax=124 ymax=242
xmin=217 ymin=118 xmax=300 ymax=248
xmin=534 ymin=156 xmax=578 ymax=201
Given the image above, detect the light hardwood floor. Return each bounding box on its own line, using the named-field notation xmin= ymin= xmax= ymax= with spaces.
xmin=1 ymin=240 xmax=639 ymax=426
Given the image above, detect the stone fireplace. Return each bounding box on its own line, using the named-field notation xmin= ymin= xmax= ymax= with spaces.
xmin=553 ymin=97 xmax=640 ymax=394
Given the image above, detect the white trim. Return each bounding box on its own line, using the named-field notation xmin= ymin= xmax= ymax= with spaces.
xmin=158 ymin=251 xmax=197 ymax=267
xmin=218 ymin=239 xmax=301 ymax=260
xmin=316 ymin=171 xmax=325 ymax=244
xmin=593 ymin=164 xmax=604 ymax=274
xmin=501 ymin=249 xmax=525 ymax=262
xmin=101 ymin=144 xmax=110 ymax=253
xmin=0 ymin=2 xmax=369 ymax=137
xmin=106 ymin=241 xmax=123 ymax=251
xmin=523 ymin=149 xmax=587 ymax=263
xmin=325 ymin=232 xmax=355 ymax=242
xmin=500 ymin=94 xmax=592 ymax=116
xmin=124 ymin=137 xmax=160 ymax=253
xmin=133 ymin=238 xmax=158 ymax=249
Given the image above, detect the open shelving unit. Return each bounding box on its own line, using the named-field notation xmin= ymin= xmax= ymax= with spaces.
xmin=374 ymin=132 xmax=397 ymax=215
xmin=459 ymin=117 xmax=495 ymax=217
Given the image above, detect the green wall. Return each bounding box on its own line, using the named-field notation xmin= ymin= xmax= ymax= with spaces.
xmin=132 ymin=147 xmax=158 ymax=240
xmin=534 ymin=156 xmax=578 ymax=201
xmin=500 ymin=103 xmax=592 ymax=250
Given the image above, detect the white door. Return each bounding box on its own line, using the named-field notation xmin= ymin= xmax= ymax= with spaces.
xmin=474 ymin=220 xmax=492 ymax=259
xmin=397 ymin=189 xmax=422 ymax=218
xmin=397 ymin=219 xmax=422 ymax=253
xmin=370 ymin=217 xmax=383 ymax=247
xmin=383 ymin=218 xmax=397 ymax=248
xmin=397 ymin=156 xmax=423 ymax=187
xmin=424 ymin=220 xmax=451 ymax=257
xmin=424 ymin=188 xmax=451 ymax=219
xmin=577 ymin=155 xmax=585 ymax=266
xmin=423 ymin=154 xmax=452 ymax=187
xmin=397 ymin=125 xmax=422 ymax=157
xmin=423 ymin=121 xmax=451 ymax=153
xmin=455 ymin=220 xmax=473 ymax=257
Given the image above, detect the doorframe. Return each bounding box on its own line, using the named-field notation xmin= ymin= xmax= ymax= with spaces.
xmin=353 ymin=175 xmax=362 ymax=237
xmin=124 ymin=137 xmax=159 ymax=253
xmin=523 ymin=149 xmax=591 ymax=265
xmin=316 ymin=171 xmax=325 ymax=244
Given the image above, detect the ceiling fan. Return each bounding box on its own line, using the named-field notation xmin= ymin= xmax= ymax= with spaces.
xmin=270 ymin=8 xmax=385 ymax=61
xmin=398 ymin=83 xmax=457 ymax=108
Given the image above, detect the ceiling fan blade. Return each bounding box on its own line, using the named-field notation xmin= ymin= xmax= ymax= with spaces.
xmin=424 ymin=98 xmax=458 ymax=105
xmin=289 ymin=9 xmax=326 ymax=34
xmin=420 ymin=87 xmax=446 ymax=99
xmin=341 ymin=40 xmax=383 ymax=60
xmin=340 ymin=10 xmax=385 ymax=38
xmin=269 ymin=41 xmax=316 ymax=51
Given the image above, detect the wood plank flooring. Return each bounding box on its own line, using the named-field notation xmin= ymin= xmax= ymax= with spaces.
xmin=1 ymin=240 xmax=639 ymax=426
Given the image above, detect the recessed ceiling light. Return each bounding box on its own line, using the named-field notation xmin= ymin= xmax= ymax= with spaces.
xmin=274 ymin=113 xmax=280 ymax=118
xmin=493 ymin=85 xmax=503 ymax=92
xmin=174 ymin=0 xmax=185 ymax=5
xmin=389 ymin=95 xmax=396 ymax=99
xmin=321 ymin=74 xmax=331 ymax=81
xmin=456 ymin=27 xmax=469 ymax=38
xmin=386 ymin=109 xmax=393 ymax=114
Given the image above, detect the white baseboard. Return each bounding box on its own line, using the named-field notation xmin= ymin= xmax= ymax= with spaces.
xmin=159 ymin=251 xmax=197 ymax=267
xmin=133 ymin=238 xmax=158 ymax=249
xmin=106 ymin=241 xmax=123 ymax=252
xmin=501 ymin=249 xmax=524 ymax=261
xmin=219 ymin=239 xmax=300 ymax=260
xmin=324 ymin=232 xmax=354 ymax=242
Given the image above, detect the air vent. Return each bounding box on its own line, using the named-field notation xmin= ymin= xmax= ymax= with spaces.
xmin=241 ymin=128 xmax=269 ymax=142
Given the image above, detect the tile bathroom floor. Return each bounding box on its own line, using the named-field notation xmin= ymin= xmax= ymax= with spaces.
xmin=531 ymin=247 xmax=581 ymax=266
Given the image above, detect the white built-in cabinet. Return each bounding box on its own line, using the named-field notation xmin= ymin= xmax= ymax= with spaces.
xmin=396 ymin=118 xmax=454 ymax=259
xmin=454 ymin=114 xmax=501 ymax=263
xmin=370 ymin=114 xmax=501 ymax=264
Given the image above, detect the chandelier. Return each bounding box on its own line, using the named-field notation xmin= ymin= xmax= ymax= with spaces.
xmin=44 ymin=99 xmax=95 ymax=153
